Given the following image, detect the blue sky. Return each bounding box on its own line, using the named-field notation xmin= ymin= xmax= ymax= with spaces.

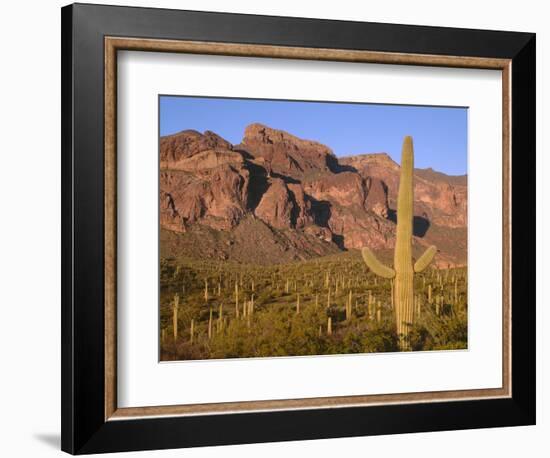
xmin=160 ymin=95 xmax=468 ymax=175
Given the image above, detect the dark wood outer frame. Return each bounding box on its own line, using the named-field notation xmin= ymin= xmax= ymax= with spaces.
xmin=62 ymin=3 xmax=536 ymax=454
xmin=104 ymin=40 xmax=513 ymax=419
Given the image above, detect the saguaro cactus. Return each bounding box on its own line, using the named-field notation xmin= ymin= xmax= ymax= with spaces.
xmin=172 ymin=293 xmax=179 ymax=342
xmin=361 ymin=136 xmax=437 ymax=350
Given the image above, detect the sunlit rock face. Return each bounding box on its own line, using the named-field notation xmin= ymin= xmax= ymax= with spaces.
xmin=160 ymin=124 xmax=467 ymax=266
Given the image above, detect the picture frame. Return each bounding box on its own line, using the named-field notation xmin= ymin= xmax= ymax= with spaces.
xmin=61 ymin=3 xmax=536 ymax=454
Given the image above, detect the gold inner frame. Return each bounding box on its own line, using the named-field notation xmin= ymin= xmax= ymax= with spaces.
xmin=104 ymin=37 xmax=512 ymax=421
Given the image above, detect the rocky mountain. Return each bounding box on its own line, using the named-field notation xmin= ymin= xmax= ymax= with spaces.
xmin=160 ymin=123 xmax=467 ymax=267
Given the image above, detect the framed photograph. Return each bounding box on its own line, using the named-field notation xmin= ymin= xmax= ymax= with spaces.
xmin=61 ymin=3 xmax=536 ymax=454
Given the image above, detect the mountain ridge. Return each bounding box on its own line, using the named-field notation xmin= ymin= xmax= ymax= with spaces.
xmin=160 ymin=123 xmax=467 ymax=267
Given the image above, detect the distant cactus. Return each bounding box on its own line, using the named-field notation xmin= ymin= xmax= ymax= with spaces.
xmin=172 ymin=293 xmax=179 ymax=342
xmin=217 ymin=304 xmax=223 ymax=333
xmin=415 ymin=294 xmax=421 ymax=316
xmin=235 ymin=282 xmax=239 ymax=318
xmin=173 ymin=265 xmax=180 ymax=280
xmin=361 ymin=136 xmax=437 ymax=350
xmin=454 ymin=277 xmax=458 ymax=304
xmin=368 ymin=291 xmax=374 ymax=320
xmin=346 ymin=290 xmax=352 ymax=320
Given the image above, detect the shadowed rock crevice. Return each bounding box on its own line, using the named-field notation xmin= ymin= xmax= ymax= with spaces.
xmin=326 ymin=154 xmax=357 ymax=174
xmin=387 ymin=209 xmax=431 ymax=238
xmin=269 ymin=172 xmax=300 ymax=185
xmin=309 ymin=198 xmax=331 ymax=228
xmin=332 ymin=233 xmax=346 ymax=250
xmin=243 ymin=161 xmax=269 ymax=212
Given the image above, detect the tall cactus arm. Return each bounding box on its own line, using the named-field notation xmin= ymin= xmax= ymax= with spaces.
xmin=413 ymin=245 xmax=437 ymax=273
xmin=362 ymin=247 xmax=396 ymax=279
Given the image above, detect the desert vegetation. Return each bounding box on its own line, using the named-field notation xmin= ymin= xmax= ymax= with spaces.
xmin=160 ymin=250 xmax=467 ymax=360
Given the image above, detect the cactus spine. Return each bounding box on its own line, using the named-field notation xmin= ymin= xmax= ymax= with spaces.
xmin=361 ymin=136 xmax=437 ymax=350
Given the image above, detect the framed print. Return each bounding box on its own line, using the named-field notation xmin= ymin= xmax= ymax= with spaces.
xmin=61 ymin=3 xmax=536 ymax=454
